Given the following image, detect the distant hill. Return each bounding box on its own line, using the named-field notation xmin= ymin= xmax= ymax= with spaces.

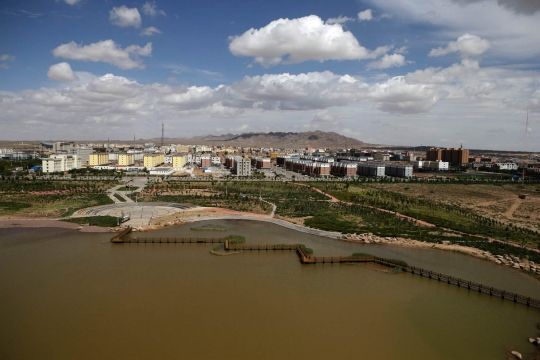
xmin=166 ymin=131 xmax=369 ymax=149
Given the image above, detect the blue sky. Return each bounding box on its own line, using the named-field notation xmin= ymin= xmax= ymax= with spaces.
xmin=1 ymin=0 xmax=539 ymax=150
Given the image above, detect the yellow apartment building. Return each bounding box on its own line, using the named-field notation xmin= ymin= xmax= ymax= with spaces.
xmin=118 ymin=153 xmax=135 ymax=166
xmin=89 ymin=153 xmax=108 ymax=166
xmin=172 ymin=154 xmax=186 ymax=168
xmin=144 ymin=153 xmax=164 ymax=168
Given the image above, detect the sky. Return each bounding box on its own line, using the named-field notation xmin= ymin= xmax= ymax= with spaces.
xmin=1 ymin=0 xmax=539 ymax=151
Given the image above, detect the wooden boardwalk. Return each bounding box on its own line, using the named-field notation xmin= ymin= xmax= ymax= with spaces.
xmin=111 ymin=227 xmax=540 ymax=309
xmin=123 ymin=237 xmax=227 ymax=244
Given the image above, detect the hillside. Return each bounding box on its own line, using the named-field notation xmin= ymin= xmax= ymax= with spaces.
xmin=169 ymin=131 xmax=368 ymax=148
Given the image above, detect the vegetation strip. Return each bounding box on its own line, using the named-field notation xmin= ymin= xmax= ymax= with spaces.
xmin=63 ymin=216 xmax=119 ymax=227
xmin=113 ymin=193 xmax=126 ymax=202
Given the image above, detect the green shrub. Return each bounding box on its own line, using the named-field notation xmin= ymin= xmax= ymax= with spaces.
xmin=62 ymin=216 xmax=119 ymax=227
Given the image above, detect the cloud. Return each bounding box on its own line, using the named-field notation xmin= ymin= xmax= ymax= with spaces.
xmin=312 ymin=110 xmax=339 ymax=127
xmin=463 ymin=82 xmax=512 ymax=97
xmin=47 ymin=62 xmax=78 ymax=82
xmin=142 ymin=1 xmax=166 ymax=16
xmin=19 ymin=10 xmax=43 ymax=18
xmin=0 ymin=54 xmax=15 ymax=61
xmin=0 ymin=70 xmax=449 ymax=139
xmin=395 ymin=46 xmax=408 ymax=54
xmin=367 ymin=76 xmax=446 ymax=114
xmin=109 ymin=6 xmax=142 ymax=28
xmin=0 ymin=64 xmax=9 ymax=69
xmin=140 ymin=26 xmax=162 ymax=36
xmin=63 ymin=0 xmax=82 ymax=5
xmin=228 ymin=15 xmax=391 ymax=66
xmin=358 ymin=9 xmax=373 ymax=21
xmin=326 ymin=16 xmax=354 ymax=24
xmin=452 ymin=0 xmax=540 ymax=15
xmin=163 ymin=64 xmax=222 ymax=78
xmin=52 ymin=40 xmax=152 ymax=70
xmin=367 ymin=53 xmax=408 ymax=69
xmin=429 ymin=33 xmax=491 ymax=57
xmin=405 ymin=59 xmax=480 ymax=84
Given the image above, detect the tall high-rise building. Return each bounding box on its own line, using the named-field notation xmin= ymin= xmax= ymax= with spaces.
xmin=426 ymin=148 xmax=442 ymax=161
xmin=428 ymin=145 xmax=469 ymax=166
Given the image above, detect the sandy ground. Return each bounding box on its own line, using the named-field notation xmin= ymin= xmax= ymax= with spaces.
xmin=0 ymin=218 xmax=110 ymax=233
xmin=149 ymin=207 xmax=272 ymax=226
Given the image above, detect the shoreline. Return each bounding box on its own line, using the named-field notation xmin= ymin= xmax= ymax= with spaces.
xmin=0 ymin=218 xmax=110 ymax=233
xmin=1 ymin=209 xmax=538 ymax=278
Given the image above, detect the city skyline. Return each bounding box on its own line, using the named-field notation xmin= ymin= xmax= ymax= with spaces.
xmin=1 ymin=0 xmax=539 ymax=151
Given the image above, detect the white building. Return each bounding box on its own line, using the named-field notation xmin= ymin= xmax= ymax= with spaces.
xmin=496 ymin=163 xmax=519 ymax=170
xmin=416 ymin=161 xmax=449 ymax=171
xmin=149 ymin=167 xmax=175 ymax=176
xmin=42 ymin=154 xmax=81 ymax=174
xmin=68 ymin=147 xmax=93 ymax=165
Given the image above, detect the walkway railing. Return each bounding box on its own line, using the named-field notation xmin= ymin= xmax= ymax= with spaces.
xmin=111 ymin=227 xmax=540 ymax=309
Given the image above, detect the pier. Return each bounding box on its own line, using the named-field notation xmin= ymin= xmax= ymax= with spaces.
xmin=111 ymin=227 xmax=540 ymax=309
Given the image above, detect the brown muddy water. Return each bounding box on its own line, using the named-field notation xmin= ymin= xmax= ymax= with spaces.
xmin=1 ymin=219 xmax=540 ymax=360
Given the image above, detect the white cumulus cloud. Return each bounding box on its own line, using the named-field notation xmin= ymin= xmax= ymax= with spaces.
xmin=63 ymin=0 xmax=82 ymax=5
xmin=367 ymin=77 xmax=446 ymax=114
xmin=405 ymin=59 xmax=480 ymax=84
xmin=52 ymin=40 xmax=152 ymax=70
xmin=228 ymin=15 xmax=391 ymax=66
xmin=429 ymin=33 xmax=491 ymax=57
xmin=47 ymin=62 xmax=78 ymax=82
xmin=358 ymin=9 xmax=373 ymax=21
xmin=109 ymin=6 xmax=142 ymax=28
xmin=367 ymin=53 xmax=407 ymax=69
xmin=142 ymin=1 xmax=166 ymax=16
xmin=140 ymin=26 xmax=162 ymax=36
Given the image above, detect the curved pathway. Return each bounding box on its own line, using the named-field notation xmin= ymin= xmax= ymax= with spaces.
xmin=181 ymin=214 xmax=342 ymax=239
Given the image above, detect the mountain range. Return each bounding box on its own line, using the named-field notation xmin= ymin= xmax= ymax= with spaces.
xmin=163 ymin=131 xmax=369 ymax=149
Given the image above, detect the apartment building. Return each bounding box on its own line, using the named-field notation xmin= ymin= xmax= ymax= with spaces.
xmin=118 ymin=153 xmax=135 ymax=166
xmin=427 ymin=146 xmax=469 ymax=166
xmin=68 ymin=147 xmax=92 ymax=164
xmin=200 ymin=155 xmax=211 ymax=168
xmin=172 ymin=154 xmax=187 ymax=168
xmin=144 ymin=153 xmax=165 ymax=168
xmin=89 ymin=153 xmax=109 ymax=166
xmin=233 ymin=156 xmax=251 ymax=176
xmin=42 ymin=154 xmax=81 ymax=174
xmin=416 ymin=161 xmax=449 ymax=171
xmin=358 ymin=163 xmax=386 ymax=177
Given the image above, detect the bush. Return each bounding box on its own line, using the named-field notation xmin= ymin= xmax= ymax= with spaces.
xmin=351 ymin=252 xmax=373 ymax=258
xmin=299 ymin=244 xmax=313 ymax=254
